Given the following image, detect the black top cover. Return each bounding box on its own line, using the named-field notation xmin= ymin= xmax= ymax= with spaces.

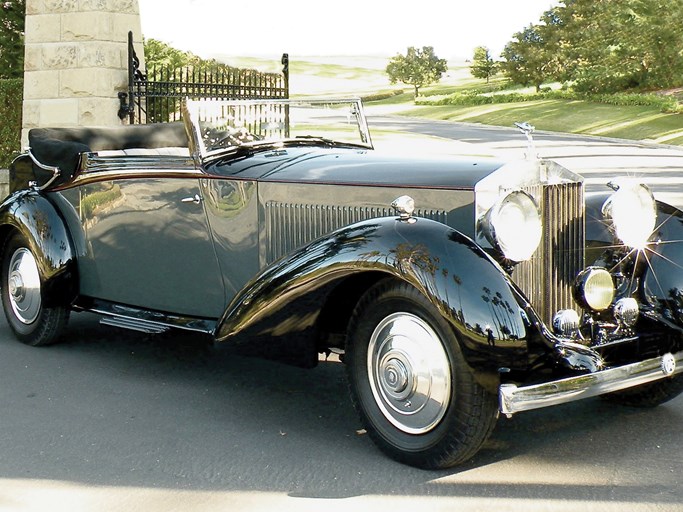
xmin=28 ymin=122 xmax=189 ymax=175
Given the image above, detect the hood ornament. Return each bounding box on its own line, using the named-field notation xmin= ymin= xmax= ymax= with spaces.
xmin=515 ymin=121 xmax=538 ymax=161
xmin=391 ymin=195 xmax=416 ymax=223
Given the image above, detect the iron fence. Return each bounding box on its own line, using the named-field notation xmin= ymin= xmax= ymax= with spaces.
xmin=118 ymin=32 xmax=289 ymax=124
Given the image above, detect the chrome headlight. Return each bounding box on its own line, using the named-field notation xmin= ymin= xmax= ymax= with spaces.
xmin=602 ymin=182 xmax=656 ymax=249
xmin=481 ymin=190 xmax=542 ymax=262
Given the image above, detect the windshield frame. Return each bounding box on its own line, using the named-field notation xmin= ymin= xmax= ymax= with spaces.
xmin=182 ymin=98 xmax=373 ymax=163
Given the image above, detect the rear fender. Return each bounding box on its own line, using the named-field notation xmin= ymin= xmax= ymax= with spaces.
xmin=0 ymin=190 xmax=77 ymax=307
xmin=216 ymin=216 xmax=532 ymax=373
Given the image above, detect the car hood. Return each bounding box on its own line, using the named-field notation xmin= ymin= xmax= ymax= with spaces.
xmin=206 ymin=147 xmax=506 ymax=190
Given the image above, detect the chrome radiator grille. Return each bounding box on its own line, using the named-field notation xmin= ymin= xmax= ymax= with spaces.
xmin=264 ymin=202 xmax=447 ymax=264
xmin=511 ymin=182 xmax=585 ymax=325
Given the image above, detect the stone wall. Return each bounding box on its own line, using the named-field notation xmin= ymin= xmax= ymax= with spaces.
xmin=0 ymin=170 xmax=8 ymax=200
xmin=22 ymin=0 xmax=143 ymax=147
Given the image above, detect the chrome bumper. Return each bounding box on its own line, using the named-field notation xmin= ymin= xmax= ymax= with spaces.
xmin=499 ymin=350 xmax=683 ymax=416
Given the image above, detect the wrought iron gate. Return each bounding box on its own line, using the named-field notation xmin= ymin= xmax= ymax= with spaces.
xmin=118 ymin=32 xmax=289 ymax=124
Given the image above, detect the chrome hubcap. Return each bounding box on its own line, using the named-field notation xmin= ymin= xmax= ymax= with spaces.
xmin=367 ymin=313 xmax=451 ymax=434
xmin=7 ymin=248 xmax=41 ymax=324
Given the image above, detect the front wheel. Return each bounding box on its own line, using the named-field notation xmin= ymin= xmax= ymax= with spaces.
xmin=1 ymin=233 xmax=69 ymax=346
xmin=346 ymin=279 xmax=498 ymax=469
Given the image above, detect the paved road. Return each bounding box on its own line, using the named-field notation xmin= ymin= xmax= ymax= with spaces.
xmin=1 ymin=120 xmax=683 ymax=511
xmin=1 ymin=313 xmax=682 ymax=512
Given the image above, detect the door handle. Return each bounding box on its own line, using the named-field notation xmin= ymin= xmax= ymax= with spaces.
xmin=181 ymin=194 xmax=202 ymax=204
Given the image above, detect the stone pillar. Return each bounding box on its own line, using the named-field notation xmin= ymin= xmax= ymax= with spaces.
xmin=22 ymin=0 xmax=144 ymax=147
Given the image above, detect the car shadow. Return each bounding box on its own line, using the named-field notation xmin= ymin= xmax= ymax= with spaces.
xmin=0 ymin=312 xmax=681 ymax=503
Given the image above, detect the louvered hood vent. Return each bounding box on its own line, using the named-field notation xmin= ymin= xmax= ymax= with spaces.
xmin=264 ymin=203 xmax=447 ymax=264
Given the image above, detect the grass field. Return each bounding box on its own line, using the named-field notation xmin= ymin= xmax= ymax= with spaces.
xmin=222 ymin=55 xmax=683 ymax=146
xmin=388 ymin=100 xmax=683 ymax=145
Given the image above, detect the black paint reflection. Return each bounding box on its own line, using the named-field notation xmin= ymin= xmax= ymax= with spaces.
xmin=217 ymin=217 xmax=530 ymax=371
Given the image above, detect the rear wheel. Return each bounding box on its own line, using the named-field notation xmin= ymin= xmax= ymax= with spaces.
xmin=346 ymin=279 xmax=498 ymax=469
xmin=1 ymin=233 xmax=69 ymax=346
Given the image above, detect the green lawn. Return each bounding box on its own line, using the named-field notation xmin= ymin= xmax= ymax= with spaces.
xmin=386 ymin=100 xmax=683 ymax=145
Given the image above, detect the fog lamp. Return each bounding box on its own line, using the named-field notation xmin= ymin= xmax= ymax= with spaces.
xmin=574 ymin=267 xmax=614 ymax=311
xmin=614 ymin=297 xmax=639 ymax=327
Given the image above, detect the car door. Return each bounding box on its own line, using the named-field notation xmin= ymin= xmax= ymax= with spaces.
xmin=74 ymin=176 xmax=225 ymax=319
xmin=199 ymin=177 xmax=260 ymax=304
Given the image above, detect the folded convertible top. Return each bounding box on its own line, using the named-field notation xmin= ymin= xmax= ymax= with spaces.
xmin=28 ymin=122 xmax=189 ymax=174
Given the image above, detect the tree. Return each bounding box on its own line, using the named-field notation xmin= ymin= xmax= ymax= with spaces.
xmin=639 ymin=0 xmax=683 ymax=89
xmin=0 ymin=0 xmax=25 ymax=79
xmin=470 ymin=46 xmax=498 ymax=83
xmin=144 ymin=38 xmax=193 ymax=73
xmin=500 ymin=24 xmax=553 ymax=92
xmin=557 ymin=0 xmax=683 ymax=92
xmin=386 ymin=46 xmax=447 ymax=97
xmin=537 ymin=6 xmax=571 ymax=82
xmin=502 ymin=0 xmax=683 ymax=94
xmin=554 ymin=0 xmax=643 ymax=92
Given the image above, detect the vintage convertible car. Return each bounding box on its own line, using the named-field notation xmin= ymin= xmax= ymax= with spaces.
xmin=3 ymin=98 xmax=683 ymax=469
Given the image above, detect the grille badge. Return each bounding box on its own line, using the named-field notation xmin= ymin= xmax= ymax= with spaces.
xmin=662 ymin=353 xmax=676 ymax=376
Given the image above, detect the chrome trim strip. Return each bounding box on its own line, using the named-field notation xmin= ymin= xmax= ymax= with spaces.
xmin=83 ymin=154 xmax=195 ymax=172
xmin=62 ymin=170 xmax=204 ymax=190
xmin=499 ymin=350 xmax=683 ymax=416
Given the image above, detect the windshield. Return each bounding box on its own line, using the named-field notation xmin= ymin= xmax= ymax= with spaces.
xmin=183 ymin=98 xmax=373 ymax=160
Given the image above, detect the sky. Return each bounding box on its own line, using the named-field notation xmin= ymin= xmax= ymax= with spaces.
xmin=138 ymin=0 xmax=559 ymax=60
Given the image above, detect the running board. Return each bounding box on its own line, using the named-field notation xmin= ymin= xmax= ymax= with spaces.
xmin=73 ymin=298 xmax=217 ymax=335
xmin=100 ymin=316 xmax=169 ymax=334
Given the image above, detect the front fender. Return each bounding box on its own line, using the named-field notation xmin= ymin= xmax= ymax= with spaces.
xmin=587 ymin=190 xmax=683 ymax=332
xmin=0 ymin=190 xmax=77 ymax=307
xmin=642 ymin=201 xmax=683 ymax=335
xmin=216 ymin=216 xmax=532 ymax=371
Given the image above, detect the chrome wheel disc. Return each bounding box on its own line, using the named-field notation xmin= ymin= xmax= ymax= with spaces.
xmin=367 ymin=312 xmax=451 ymax=434
xmin=7 ymin=248 xmax=41 ymax=324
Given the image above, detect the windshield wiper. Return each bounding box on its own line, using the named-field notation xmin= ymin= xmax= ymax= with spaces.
xmin=294 ymin=135 xmax=338 ymax=145
xmin=292 ymin=135 xmax=368 ymax=149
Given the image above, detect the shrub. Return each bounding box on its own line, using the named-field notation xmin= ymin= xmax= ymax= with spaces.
xmin=362 ymin=90 xmax=404 ymax=102
xmin=416 ymin=88 xmax=681 ymax=113
xmin=0 ymin=78 xmax=23 ymax=168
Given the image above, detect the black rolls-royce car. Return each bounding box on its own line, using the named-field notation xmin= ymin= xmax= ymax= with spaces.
xmin=2 ymin=98 xmax=683 ymax=469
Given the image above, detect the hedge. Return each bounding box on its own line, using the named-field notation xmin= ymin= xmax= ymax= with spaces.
xmin=0 ymin=78 xmax=23 ymax=168
xmin=361 ymin=89 xmax=405 ymax=102
xmin=416 ymin=89 xmax=682 ymax=114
